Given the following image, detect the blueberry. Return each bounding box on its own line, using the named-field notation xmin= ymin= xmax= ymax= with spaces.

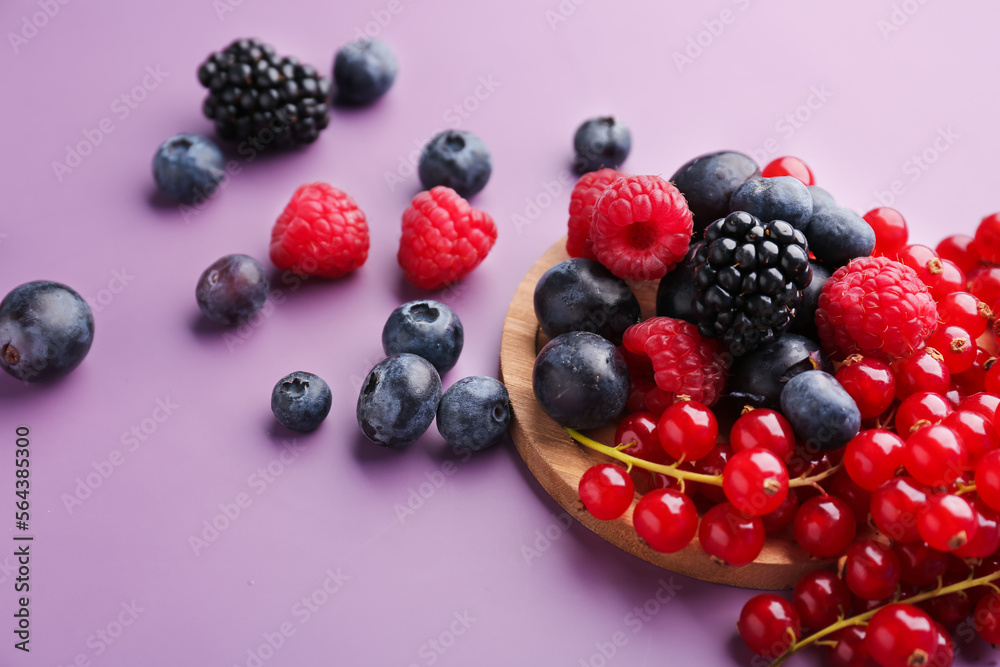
xmin=572 ymin=116 xmax=631 ymax=174
xmin=723 ymin=334 xmax=833 ymax=410
xmin=333 ymin=39 xmax=398 ymax=105
xmin=0 ymin=281 xmax=94 ymax=382
xmin=655 ymin=242 xmax=701 ymax=326
xmin=808 ymin=185 xmax=836 ymax=214
xmin=788 ymin=261 xmax=830 ymax=338
xmin=270 ymin=371 xmax=332 ymax=432
xmin=382 ymin=300 xmax=463 ymax=373
xmin=670 ymin=151 xmax=760 ymax=235
xmin=532 ymin=331 xmax=629 ymax=430
xmin=152 ymin=133 xmax=225 ymax=205
xmin=195 ymin=254 xmax=270 ymax=326
xmin=436 ymin=376 xmax=511 ymax=451
xmin=730 ymin=176 xmax=813 ymax=229
xmin=357 ymin=354 xmax=442 ymax=448
xmin=803 ymin=206 xmax=876 ymax=269
xmin=780 ymin=370 xmax=861 ymax=451
xmin=418 ymin=130 xmax=492 ymax=198
xmin=533 ymin=258 xmax=640 ymax=346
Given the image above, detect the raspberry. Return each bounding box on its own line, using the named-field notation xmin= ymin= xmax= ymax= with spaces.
xmin=566 ymin=168 xmax=620 ymax=259
xmin=622 ymin=317 xmax=728 ymax=410
xmin=269 ymin=183 xmax=369 ymax=277
xmin=590 ymin=175 xmax=693 ymax=281
xmin=398 ymin=186 xmax=497 ymax=290
xmin=816 ymin=256 xmax=938 ymax=360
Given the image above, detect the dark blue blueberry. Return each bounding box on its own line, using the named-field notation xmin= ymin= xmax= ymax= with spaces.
xmin=0 ymin=281 xmax=94 ymax=383
xmin=808 ymin=185 xmax=836 ymax=214
xmin=670 ymin=151 xmax=760 ymax=235
xmin=533 ymin=258 xmax=640 ymax=346
xmin=333 ymin=39 xmax=398 ymax=105
xmin=382 ymin=300 xmax=464 ymax=374
xmin=152 ymin=134 xmax=225 ymax=205
xmin=195 ymin=254 xmax=270 ymax=326
xmin=780 ymin=370 xmax=861 ymax=451
xmin=730 ymin=176 xmax=813 ymax=229
xmin=788 ymin=260 xmax=831 ymax=338
xmin=357 ymin=353 xmax=442 ymax=448
xmin=532 ymin=331 xmax=629 ymax=430
xmin=436 ymin=376 xmax=511 ymax=451
xmin=723 ymin=334 xmax=832 ymax=410
xmin=270 ymin=371 xmax=332 ymax=432
xmin=803 ymin=206 xmax=876 ymax=269
xmin=418 ymin=130 xmax=492 ymax=198
xmin=656 ymin=242 xmax=701 ymax=326
xmin=572 ymin=116 xmax=631 ymax=174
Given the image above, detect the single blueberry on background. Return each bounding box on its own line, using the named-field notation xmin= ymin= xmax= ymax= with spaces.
xmin=195 ymin=254 xmax=270 ymax=326
xmin=0 ymin=281 xmax=95 ymax=382
xmin=271 ymin=371 xmax=332 ymax=432
xmin=572 ymin=116 xmax=631 ymax=174
xmin=418 ymin=130 xmax=492 ymax=198
xmin=152 ymin=133 xmax=225 ymax=205
xmin=382 ymin=300 xmax=464 ymax=374
xmin=436 ymin=376 xmax=511 ymax=451
xmin=780 ymin=369 xmax=861 ymax=451
xmin=333 ymin=38 xmax=398 ymax=105
xmin=729 ymin=176 xmax=813 ymax=230
xmin=357 ymin=353 xmax=442 ymax=448
xmin=669 ymin=150 xmax=760 ymax=235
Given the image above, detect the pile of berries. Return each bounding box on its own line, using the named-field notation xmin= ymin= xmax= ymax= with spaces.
xmin=531 ymin=151 xmax=1000 ymax=665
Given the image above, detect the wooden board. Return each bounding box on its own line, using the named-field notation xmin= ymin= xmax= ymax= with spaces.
xmin=499 ymin=237 xmax=830 ymax=590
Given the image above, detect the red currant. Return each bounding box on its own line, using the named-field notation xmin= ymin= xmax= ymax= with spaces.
xmin=865 ymin=603 xmax=937 ymax=667
xmin=937 ymin=291 xmax=991 ymax=338
xmin=917 ymin=493 xmax=978 ymax=551
xmin=738 ymin=593 xmax=801 ymax=658
xmin=657 ymin=400 xmax=717 ymax=462
xmin=904 ymin=425 xmax=966 ymax=487
xmin=690 ymin=442 xmax=731 ymax=503
xmin=793 ymin=495 xmax=856 ymax=558
xmin=926 ymin=326 xmax=977 ymax=374
xmin=974 ymin=589 xmax=1000 ymax=644
xmin=632 ymin=489 xmax=697 ymax=553
xmin=896 ymin=243 xmax=939 ymax=282
xmin=699 ymin=503 xmax=765 ymax=567
xmin=723 ymin=448 xmax=789 ymax=516
xmin=973 ymin=212 xmax=1000 ymax=264
xmin=640 ymin=468 xmax=686 ymax=495
xmin=844 ymin=539 xmax=901 ymax=600
xmin=827 ymin=626 xmax=879 ymax=667
xmin=968 ymin=266 xmax=1000 ymax=306
xmin=895 ymin=392 xmax=953 ymax=436
xmin=958 ymin=392 xmax=1000 ymax=424
xmin=616 ymin=411 xmax=668 ymax=464
xmin=954 ymin=348 xmax=992 ymax=396
xmin=924 ymin=259 xmax=966 ymax=301
xmin=845 ymin=429 xmax=906 ymax=491
xmin=870 ymin=476 xmax=929 ymax=543
xmin=936 ymin=233 xmax=980 ymax=274
xmin=829 ymin=470 xmax=873 ymax=524
xmin=894 ymin=541 xmax=948 ymax=588
xmin=793 ymin=570 xmax=851 ymax=630
xmin=955 ymin=499 xmax=1000 ymax=560
xmin=929 ymin=622 xmax=954 ymax=666
xmin=761 ymin=489 xmax=800 ymax=535
xmin=762 ymin=156 xmax=814 ymax=185
xmin=893 ymin=350 xmax=951 ymax=400
xmin=984 ymin=360 xmax=1000 ymax=396
xmin=730 ymin=408 xmax=795 ymax=461
xmin=918 ymin=573 xmax=972 ymax=629
xmin=865 ymin=207 xmax=909 ymax=257
xmin=941 ymin=409 xmax=997 ymax=468
xmin=579 ymin=464 xmax=635 ymax=520
xmin=976 ymin=449 xmax=1000 ymax=512
xmin=836 ymin=356 xmax=896 ymax=420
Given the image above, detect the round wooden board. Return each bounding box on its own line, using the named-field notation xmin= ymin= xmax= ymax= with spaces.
xmin=499 ymin=237 xmax=830 ymax=590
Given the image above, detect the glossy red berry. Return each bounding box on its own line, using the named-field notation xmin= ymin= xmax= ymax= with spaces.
xmin=738 ymin=593 xmax=801 ymax=658
xmin=658 ymin=400 xmax=718 ymax=462
xmin=633 ymin=489 xmax=697 ymax=553
xmin=865 ymin=208 xmax=909 ymax=258
xmin=690 ymin=442 xmax=731 ymax=503
xmin=968 ymin=266 xmax=1000 ymax=306
xmin=896 ymin=244 xmax=939 ymax=283
xmin=579 ymin=464 xmax=634 ymax=520
xmin=919 ymin=574 xmax=972 ymax=629
xmin=828 ymin=626 xmax=879 ymax=667
xmin=953 ymin=348 xmax=992 ymax=397
xmin=699 ymin=503 xmax=765 ymax=567
xmin=793 ymin=495 xmax=856 ymax=558
xmin=729 ymin=408 xmax=796 ymax=462
xmin=616 ymin=411 xmax=668 ymax=464
xmin=959 ymin=392 xmax=1000 ymax=424
xmin=917 ymin=493 xmax=978 ymax=552
xmin=723 ymin=448 xmax=789 ymax=516
xmin=926 ymin=326 xmax=977 ymax=374
xmin=974 ymin=589 xmax=1000 ymax=644
xmin=904 ymin=424 xmax=966 ymax=487
xmin=976 ymin=450 xmax=1000 ymax=512
xmin=985 ymin=361 xmax=1000 ymax=397
xmin=924 ymin=259 xmax=966 ymax=302
xmin=893 ymin=350 xmax=951 ymax=400
xmin=762 ymin=156 xmax=814 ymax=186
xmin=845 ymin=429 xmax=906 ymax=491
xmin=929 ymin=622 xmax=954 ymax=666
xmin=761 ymin=490 xmax=800 ymax=535
xmin=894 ymin=541 xmax=948 ymax=587
xmin=865 ymin=603 xmax=938 ymax=667
xmin=793 ymin=570 xmax=851 ymax=630
xmin=941 ymin=409 xmax=997 ymax=468
xmin=936 ymin=234 xmax=980 ymax=274
xmin=871 ymin=476 xmax=929 ymax=544
xmin=973 ymin=212 xmax=1000 ymax=264
xmin=937 ymin=291 xmax=991 ymax=338
xmin=836 ymin=356 xmax=896 ymax=420
xmin=895 ymin=392 xmax=953 ymax=437
xmin=844 ymin=539 xmax=901 ymax=600
xmin=954 ymin=499 xmax=1000 ymax=559
xmin=829 ymin=470 xmax=873 ymax=524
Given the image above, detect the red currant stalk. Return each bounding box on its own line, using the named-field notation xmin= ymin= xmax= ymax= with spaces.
xmin=565 ymin=428 xmax=841 ymax=489
xmin=767 ymin=569 xmax=1000 ymax=666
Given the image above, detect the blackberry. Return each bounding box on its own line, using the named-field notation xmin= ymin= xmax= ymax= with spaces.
xmin=693 ymin=212 xmax=812 ymax=357
xmin=197 ymin=38 xmax=330 ymax=148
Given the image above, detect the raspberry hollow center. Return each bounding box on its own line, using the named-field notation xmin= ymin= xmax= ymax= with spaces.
xmin=626 ymin=221 xmax=657 ymax=250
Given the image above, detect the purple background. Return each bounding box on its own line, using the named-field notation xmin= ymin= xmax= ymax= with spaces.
xmin=2 ymin=0 xmax=1000 ymax=665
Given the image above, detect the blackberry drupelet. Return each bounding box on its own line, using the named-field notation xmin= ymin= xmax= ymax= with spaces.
xmin=197 ymin=38 xmax=331 ymax=148
xmin=694 ymin=212 xmax=812 ymax=357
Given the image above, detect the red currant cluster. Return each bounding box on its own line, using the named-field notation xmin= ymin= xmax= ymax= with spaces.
xmin=566 ymin=159 xmax=1000 ymax=666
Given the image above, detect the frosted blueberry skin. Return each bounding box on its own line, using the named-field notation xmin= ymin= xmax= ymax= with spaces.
xmin=670 ymin=150 xmax=760 ymax=236
xmin=382 ymin=300 xmax=463 ymax=374
xmin=532 ymin=331 xmax=629 ymax=431
xmin=357 ymin=354 xmax=442 ymax=448
xmin=0 ymin=281 xmax=94 ymax=382
xmin=572 ymin=116 xmax=631 ymax=174
xmin=533 ymin=258 xmax=640 ymax=346
xmin=803 ymin=206 xmax=877 ymax=270
xmin=780 ymin=370 xmax=861 ymax=451
xmin=152 ymin=133 xmax=225 ymax=205
xmin=271 ymin=371 xmax=332 ymax=432
xmin=436 ymin=376 xmax=511 ymax=451
xmin=724 ymin=334 xmax=833 ymax=411
xmin=195 ymin=254 xmax=270 ymax=326
xmin=807 ymin=185 xmax=837 ymax=215
xmin=418 ymin=130 xmax=492 ymax=198
xmin=729 ymin=176 xmax=814 ymax=230
xmin=333 ymin=38 xmax=398 ymax=105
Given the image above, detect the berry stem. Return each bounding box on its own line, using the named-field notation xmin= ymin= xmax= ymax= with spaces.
xmin=565 ymin=428 xmax=840 ymax=488
xmin=769 ymin=570 xmax=1000 ymax=666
